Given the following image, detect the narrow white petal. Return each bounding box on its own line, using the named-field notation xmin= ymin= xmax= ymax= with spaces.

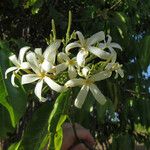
xmin=90 ymin=70 xmax=112 ymax=82
xmin=109 ymin=47 xmax=117 ymax=63
xmin=118 ymin=68 xmax=124 ymax=78
xmin=110 ymin=43 xmax=122 ymax=50
xmin=18 ymin=46 xmax=30 ymax=63
xmin=26 ymin=52 xmax=39 ymax=67
xmin=87 ymin=31 xmax=105 ymax=45
xmin=34 ymin=79 xmax=47 ymax=102
xmin=5 ymin=67 xmax=17 ymax=79
xmin=65 ymin=42 xmax=81 ymax=54
xmin=9 ymin=55 xmax=20 ymax=67
xmin=107 ymin=35 xmax=112 ymax=44
xmin=68 ymin=66 xmax=77 ymax=79
xmin=90 ymin=84 xmax=106 ymax=105
xmin=65 ymin=78 xmax=84 ymax=87
xmin=74 ymin=85 xmax=89 ymax=108
xmin=76 ymin=31 xmax=85 ymax=46
xmin=82 ymin=66 xmax=90 ymax=77
xmin=20 ymin=62 xmax=30 ymax=69
xmin=11 ymin=72 xmax=19 ymax=87
xmin=43 ymin=41 xmax=61 ymax=64
xmin=44 ymin=76 xmax=64 ymax=92
xmin=42 ymin=59 xmax=53 ymax=72
xmin=99 ymin=43 xmax=106 ymax=49
xmin=77 ymin=50 xmax=88 ymax=67
xmin=34 ymin=48 xmax=42 ymax=56
xmin=55 ymin=63 xmax=67 ymax=74
xmin=88 ymin=46 xmax=110 ymax=60
xmin=21 ymin=74 xmax=39 ymax=84
xmin=26 ymin=52 xmax=40 ymax=74
xmin=57 ymin=52 xmax=70 ymax=63
xmin=105 ymin=63 xmax=113 ymax=70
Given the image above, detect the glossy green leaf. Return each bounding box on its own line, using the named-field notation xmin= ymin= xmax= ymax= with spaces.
xmin=20 ymin=102 xmax=52 ymax=150
xmin=0 ymin=45 xmax=27 ymax=127
xmin=0 ymin=105 xmax=14 ymax=138
xmin=48 ymin=90 xmax=70 ymax=150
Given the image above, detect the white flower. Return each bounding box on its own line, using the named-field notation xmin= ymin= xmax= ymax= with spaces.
xmin=65 ymin=31 xmax=110 ymax=67
xmin=99 ymin=35 xmax=122 ymax=62
xmin=21 ymin=52 xmax=64 ymax=102
xmin=65 ymin=68 xmax=112 ymax=108
xmin=34 ymin=40 xmax=61 ymax=64
xmin=55 ymin=52 xmax=77 ymax=79
xmin=105 ymin=62 xmax=124 ymax=79
xmin=5 ymin=46 xmax=30 ymax=87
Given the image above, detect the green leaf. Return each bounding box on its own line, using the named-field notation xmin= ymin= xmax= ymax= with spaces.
xmin=0 ymin=68 xmax=16 ymax=126
xmin=20 ymin=102 xmax=53 ymax=150
xmin=0 ymin=105 xmax=14 ymax=138
xmin=54 ymin=115 xmax=67 ymax=150
xmin=139 ymin=35 xmax=150 ymax=70
xmin=0 ymin=41 xmax=27 ymax=127
xmin=48 ymin=90 xmax=70 ymax=150
xmin=8 ymin=140 xmax=22 ymax=150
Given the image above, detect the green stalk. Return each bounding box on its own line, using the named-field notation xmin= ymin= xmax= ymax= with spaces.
xmin=66 ymin=11 xmax=72 ymax=44
xmin=52 ymin=19 xmax=56 ymax=42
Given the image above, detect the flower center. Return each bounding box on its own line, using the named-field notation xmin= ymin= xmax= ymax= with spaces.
xmin=38 ymin=72 xmax=45 ymax=79
xmin=67 ymin=59 xmax=75 ymax=65
xmin=84 ymin=79 xmax=93 ymax=85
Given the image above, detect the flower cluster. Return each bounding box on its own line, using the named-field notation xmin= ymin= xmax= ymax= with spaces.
xmin=5 ymin=31 xmax=124 ymax=108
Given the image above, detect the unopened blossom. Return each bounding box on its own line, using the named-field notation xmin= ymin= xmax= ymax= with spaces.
xmin=65 ymin=68 xmax=112 ymax=108
xmin=21 ymin=52 xmax=64 ymax=102
xmin=55 ymin=52 xmax=77 ymax=79
xmin=65 ymin=31 xmax=111 ymax=67
xmin=5 ymin=46 xmax=30 ymax=87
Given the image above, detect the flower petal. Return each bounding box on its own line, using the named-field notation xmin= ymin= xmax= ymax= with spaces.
xmin=5 ymin=66 xmax=17 ymax=79
xmin=90 ymin=70 xmax=112 ymax=82
xmin=55 ymin=63 xmax=67 ymax=74
xmin=11 ymin=72 xmax=19 ymax=87
xmin=34 ymin=79 xmax=47 ymax=102
xmin=18 ymin=46 xmax=30 ymax=63
xmin=110 ymin=43 xmax=122 ymax=50
xmin=68 ymin=66 xmax=77 ymax=79
xmin=90 ymin=84 xmax=106 ymax=105
xmin=41 ymin=59 xmax=53 ymax=72
xmin=65 ymin=42 xmax=81 ymax=54
xmin=117 ymin=68 xmax=124 ymax=78
xmin=88 ymin=46 xmax=110 ymax=60
xmin=21 ymin=62 xmax=30 ymax=69
xmin=87 ymin=31 xmax=105 ymax=46
xmin=9 ymin=55 xmax=20 ymax=67
xmin=74 ymin=85 xmax=89 ymax=108
xmin=26 ymin=52 xmax=40 ymax=74
xmin=43 ymin=41 xmax=61 ymax=64
xmin=34 ymin=48 xmax=42 ymax=56
xmin=57 ymin=52 xmax=70 ymax=63
xmin=44 ymin=76 xmax=64 ymax=92
xmin=106 ymin=35 xmax=112 ymax=44
xmin=21 ymin=74 xmax=39 ymax=84
xmin=76 ymin=31 xmax=85 ymax=46
xmin=77 ymin=50 xmax=88 ymax=67
xmin=99 ymin=43 xmax=106 ymax=49
xmin=65 ymin=78 xmax=84 ymax=87
xmin=109 ymin=47 xmax=117 ymax=63
xmin=82 ymin=66 xmax=90 ymax=77
xmin=26 ymin=52 xmax=39 ymax=66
